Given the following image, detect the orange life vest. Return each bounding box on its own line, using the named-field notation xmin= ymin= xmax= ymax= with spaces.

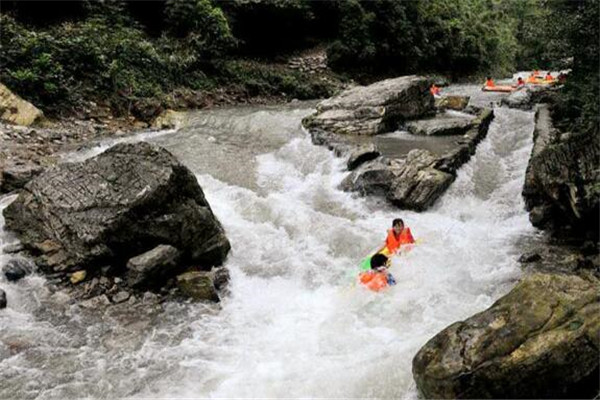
xmin=359 ymin=271 xmax=389 ymax=292
xmin=385 ymin=227 xmax=415 ymax=254
xmin=485 ymin=79 xmax=495 ymax=87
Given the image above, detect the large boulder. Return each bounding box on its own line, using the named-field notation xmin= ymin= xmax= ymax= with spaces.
xmin=387 ymin=150 xmax=454 ymax=211
xmin=0 ymin=82 xmax=44 ymax=126
xmin=3 ymin=142 xmax=231 ymax=274
xmin=523 ymin=105 xmax=599 ymax=238
xmin=413 ymin=273 xmax=600 ymax=399
xmin=303 ymin=76 xmax=433 ymax=135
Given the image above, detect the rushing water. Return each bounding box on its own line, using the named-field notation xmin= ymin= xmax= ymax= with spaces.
xmin=0 ymin=96 xmax=536 ymax=398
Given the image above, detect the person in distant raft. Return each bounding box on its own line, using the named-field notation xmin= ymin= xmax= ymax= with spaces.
xmin=430 ymin=83 xmax=441 ymax=97
xmin=516 ymin=77 xmax=525 ymax=87
xmin=485 ymin=76 xmax=495 ymax=88
xmin=379 ymin=218 xmax=415 ymax=256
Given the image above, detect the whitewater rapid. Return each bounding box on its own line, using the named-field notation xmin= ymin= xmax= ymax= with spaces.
xmin=0 ymin=103 xmax=535 ymax=398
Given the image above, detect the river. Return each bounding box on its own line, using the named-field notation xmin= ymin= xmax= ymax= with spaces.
xmin=0 ymin=88 xmax=537 ymax=398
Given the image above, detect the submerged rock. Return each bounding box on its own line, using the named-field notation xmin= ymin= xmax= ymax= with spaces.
xmin=303 ymin=76 xmax=433 ymax=136
xmin=176 ymin=271 xmax=219 ymax=302
xmin=3 ymin=142 xmax=231 ymax=275
xmin=413 ymin=273 xmax=600 ymax=399
xmin=3 ymin=257 xmax=35 ymax=282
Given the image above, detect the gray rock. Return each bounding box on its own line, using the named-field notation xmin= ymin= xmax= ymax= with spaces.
xmin=0 ymin=289 xmax=6 ymax=309
xmin=111 ymin=290 xmax=130 ymax=304
xmin=126 ymin=244 xmax=180 ymax=290
xmin=3 ymin=142 xmax=231 ymax=274
xmin=176 ymin=271 xmax=219 ymax=302
xmin=1 ymin=163 xmax=44 ymax=193
xmin=303 ymin=76 xmax=433 ymax=136
xmin=3 ymin=257 xmax=35 ymax=282
xmin=413 ymin=273 xmax=600 ymax=399
xmin=405 ymin=114 xmax=475 ymax=136
xmin=347 ymin=144 xmax=380 ymax=170
xmin=387 ymin=149 xmax=454 ymax=210
xmin=434 ymin=95 xmax=470 ymax=111
xmin=212 ymin=266 xmax=230 ymax=292
xmin=340 ymin=158 xmax=398 ymax=196
xmin=523 ymin=105 xmax=599 ymax=237
xmin=80 ymin=294 xmax=111 ymax=309
xmin=502 ymin=86 xmax=559 ymax=110
xmin=519 ymin=251 xmax=542 ymax=263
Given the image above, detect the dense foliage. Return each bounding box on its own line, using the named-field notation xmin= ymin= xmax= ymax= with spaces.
xmin=0 ymin=0 xmax=598 ymax=131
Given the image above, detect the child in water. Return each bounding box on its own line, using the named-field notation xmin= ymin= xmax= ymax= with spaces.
xmin=370 ymin=253 xmax=396 ymax=286
xmin=380 ymin=218 xmax=415 ymax=256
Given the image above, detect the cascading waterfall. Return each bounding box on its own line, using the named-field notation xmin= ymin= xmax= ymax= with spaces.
xmin=0 ymin=101 xmax=535 ymax=399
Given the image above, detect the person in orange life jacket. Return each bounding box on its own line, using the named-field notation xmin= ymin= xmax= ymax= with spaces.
xmin=370 ymin=253 xmax=396 ymax=286
xmin=485 ymin=76 xmax=495 ymax=87
xmin=381 ymin=218 xmax=415 ymax=256
xmin=544 ymin=72 xmax=554 ymax=81
xmin=430 ymin=83 xmax=441 ymax=96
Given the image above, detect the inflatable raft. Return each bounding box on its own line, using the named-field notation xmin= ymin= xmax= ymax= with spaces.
xmin=482 ymin=85 xmax=516 ymax=93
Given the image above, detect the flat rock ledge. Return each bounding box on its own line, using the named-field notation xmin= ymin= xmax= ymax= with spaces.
xmin=302 ymin=75 xmax=434 ymax=136
xmin=334 ymin=108 xmax=493 ymax=211
xmin=406 ymin=112 xmax=476 ymax=136
xmin=413 ymin=273 xmax=600 ymax=399
xmin=2 ymin=141 xmax=231 ymax=303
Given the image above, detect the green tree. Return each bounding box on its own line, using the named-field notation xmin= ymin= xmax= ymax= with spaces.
xmin=164 ymin=0 xmax=234 ymax=59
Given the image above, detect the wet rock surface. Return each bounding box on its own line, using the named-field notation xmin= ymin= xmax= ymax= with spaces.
xmin=176 ymin=271 xmax=220 ymax=302
xmin=406 ymin=112 xmax=475 ymax=136
xmin=303 ymin=75 xmax=494 ymax=211
xmin=523 ymin=105 xmax=599 ymax=239
xmin=338 ymin=108 xmax=493 ymax=211
xmin=502 ymin=85 xmax=560 ymax=110
xmin=125 ymin=244 xmax=181 ymax=290
xmin=303 ymin=75 xmax=433 ymax=136
xmin=413 ymin=273 xmax=600 ymax=399
xmin=3 ymin=257 xmax=35 ymax=282
xmin=434 ymin=95 xmax=470 ymax=111
xmin=0 ymin=289 xmax=6 ymax=309
xmin=2 ymin=142 xmax=231 ymax=302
